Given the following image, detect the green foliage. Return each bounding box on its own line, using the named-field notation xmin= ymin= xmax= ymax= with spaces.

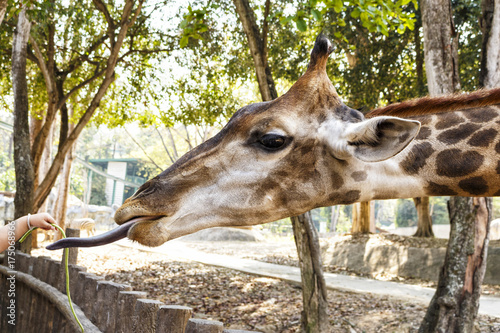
xmin=179 ymin=5 xmax=210 ymax=48
xmin=69 ymin=164 xmax=85 ymax=199
xmin=395 ymin=199 xmax=417 ymax=227
xmin=321 ymin=11 xmax=425 ymax=108
xmin=0 ymin=0 xmax=174 ymax=129
xmin=89 ymin=171 xmax=108 ymax=206
xmin=493 ymin=198 xmax=500 ymax=220
xmin=276 ymin=0 xmax=417 ymax=36
xmin=452 ymin=0 xmax=482 ymax=91
xmin=430 ymin=197 xmax=450 ymax=225
xmin=0 ymin=152 xmax=15 ymax=192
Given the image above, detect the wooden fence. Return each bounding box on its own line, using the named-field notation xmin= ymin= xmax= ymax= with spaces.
xmin=0 ymin=246 xmax=260 ymax=333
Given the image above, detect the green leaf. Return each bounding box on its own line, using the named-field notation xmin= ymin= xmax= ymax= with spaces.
xmin=334 ymin=31 xmax=342 ymax=39
xmin=280 ymin=16 xmax=292 ymax=25
xmin=179 ymin=19 xmax=188 ymax=29
xmin=296 ymin=18 xmax=307 ymax=32
xmin=180 ymin=35 xmax=189 ymax=48
xmin=332 ymin=0 xmax=343 ymax=13
xmin=311 ymin=9 xmax=321 ymax=21
xmin=198 ymin=24 xmax=208 ymax=33
xmin=351 ymin=8 xmax=361 ymax=19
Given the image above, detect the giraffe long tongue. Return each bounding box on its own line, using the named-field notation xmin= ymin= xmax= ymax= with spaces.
xmin=45 ymin=216 xmax=155 ymax=250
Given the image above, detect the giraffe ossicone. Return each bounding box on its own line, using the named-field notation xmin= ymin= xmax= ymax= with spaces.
xmin=47 ymin=35 xmax=500 ymax=249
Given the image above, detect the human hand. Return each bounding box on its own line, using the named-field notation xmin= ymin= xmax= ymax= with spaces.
xmin=29 ymin=213 xmax=56 ymax=231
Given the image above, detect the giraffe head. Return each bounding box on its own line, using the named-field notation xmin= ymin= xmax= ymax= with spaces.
xmin=109 ymin=35 xmax=420 ymax=247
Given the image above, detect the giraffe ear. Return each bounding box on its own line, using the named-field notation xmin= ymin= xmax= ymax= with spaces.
xmin=345 ymin=117 xmax=421 ymax=162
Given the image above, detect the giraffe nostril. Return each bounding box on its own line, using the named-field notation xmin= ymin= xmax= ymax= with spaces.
xmin=133 ymin=180 xmax=156 ymax=199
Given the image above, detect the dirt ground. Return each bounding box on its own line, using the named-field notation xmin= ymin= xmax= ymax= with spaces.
xmin=33 ymin=234 xmax=500 ymax=333
xmin=182 ymin=233 xmax=500 ymax=296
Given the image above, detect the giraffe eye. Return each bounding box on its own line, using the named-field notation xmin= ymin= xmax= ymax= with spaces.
xmin=259 ymin=134 xmax=287 ymax=150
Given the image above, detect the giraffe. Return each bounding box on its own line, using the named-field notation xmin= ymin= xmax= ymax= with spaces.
xmin=47 ymin=34 xmax=500 ymax=250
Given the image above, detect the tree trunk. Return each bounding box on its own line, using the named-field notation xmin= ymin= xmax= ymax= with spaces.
xmin=233 ymin=1 xmax=328 ymax=330
xmin=0 ymin=0 xmax=7 ymax=27
xmin=418 ymin=197 xmax=491 ymax=332
xmin=414 ymin=0 xmax=461 ymax=238
xmin=351 ymin=201 xmax=374 ymax=233
xmin=414 ymin=12 xmax=426 ymax=97
xmin=330 ymin=206 xmax=339 ymax=234
xmin=12 ymin=7 xmax=33 ymax=253
xmin=232 ymin=0 xmax=278 ymax=101
xmin=419 ymin=0 xmax=493 ymax=331
xmin=291 ymin=213 xmax=329 ymax=333
xmin=53 ymin=146 xmax=75 ymax=240
xmin=421 ymin=0 xmax=460 ymax=94
xmin=480 ymin=0 xmax=500 ymax=89
xmin=413 ymin=197 xmax=434 ymax=237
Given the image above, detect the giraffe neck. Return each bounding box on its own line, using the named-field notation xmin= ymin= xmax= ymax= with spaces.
xmin=353 ymin=105 xmax=500 ymax=201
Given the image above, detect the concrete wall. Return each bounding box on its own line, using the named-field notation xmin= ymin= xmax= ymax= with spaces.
xmin=323 ymin=241 xmax=500 ymax=285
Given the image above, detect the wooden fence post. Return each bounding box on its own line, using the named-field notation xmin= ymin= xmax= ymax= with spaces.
xmin=155 ymin=304 xmax=193 ymax=333
xmin=31 ymin=256 xmax=50 ymax=280
xmin=81 ymin=273 xmax=104 ymax=319
xmin=15 ymin=251 xmax=31 ymax=273
xmin=67 ymin=264 xmax=87 ymax=298
xmin=62 ymin=228 xmax=80 ymax=265
xmin=185 ymin=319 xmax=224 ymax=333
xmin=75 ymin=270 xmax=89 ymax=305
xmin=93 ymin=280 xmax=132 ymax=332
xmin=116 ymin=290 xmax=148 ymax=333
xmin=132 ymin=299 xmax=164 ymax=333
xmin=46 ymin=259 xmax=64 ymax=292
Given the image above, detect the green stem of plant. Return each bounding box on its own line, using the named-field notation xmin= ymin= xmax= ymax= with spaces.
xmin=20 ymin=224 xmax=84 ymax=332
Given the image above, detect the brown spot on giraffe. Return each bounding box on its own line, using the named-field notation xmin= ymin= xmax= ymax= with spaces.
xmin=337 ymin=190 xmax=361 ymax=204
xmin=495 ymin=140 xmax=500 ymax=154
xmin=400 ymin=142 xmax=435 ymax=175
xmin=467 ymin=128 xmax=498 ymax=147
xmin=415 ymin=126 xmax=432 ymax=140
xmin=330 ymin=171 xmax=345 ymax=188
xmin=351 ymin=171 xmax=367 ymax=182
xmin=425 ymin=182 xmax=458 ymax=196
xmin=462 ymin=107 xmax=498 ymax=123
xmin=435 ymin=113 xmax=464 ymax=129
xmin=497 ymin=161 xmax=500 ymax=175
xmin=436 ymin=123 xmax=481 ymax=145
xmin=458 ymin=177 xmax=489 ymax=195
xmin=436 ymin=149 xmax=484 ymax=177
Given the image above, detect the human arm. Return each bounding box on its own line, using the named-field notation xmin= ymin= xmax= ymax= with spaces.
xmin=0 ymin=213 xmax=56 ymax=252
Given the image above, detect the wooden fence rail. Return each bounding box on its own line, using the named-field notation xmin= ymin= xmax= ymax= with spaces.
xmin=0 ymin=233 xmax=261 ymax=333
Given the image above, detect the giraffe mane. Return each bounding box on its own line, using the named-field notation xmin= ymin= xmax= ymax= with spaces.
xmin=365 ymin=87 xmax=500 ymax=119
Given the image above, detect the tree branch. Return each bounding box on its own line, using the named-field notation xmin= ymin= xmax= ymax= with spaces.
xmin=29 ymin=36 xmax=54 ymax=93
xmin=57 ymin=66 xmax=107 ymax=110
xmin=92 ymin=0 xmax=116 ymax=45
xmin=34 ymin=0 xmax=146 ymax=210
xmin=61 ymin=34 xmax=108 ymax=75
xmin=262 ymin=0 xmax=270 ymax=66
xmin=125 ymin=127 xmax=163 ymax=171
xmin=155 ymin=127 xmax=176 ymax=164
xmin=166 ymin=127 xmax=179 ymax=160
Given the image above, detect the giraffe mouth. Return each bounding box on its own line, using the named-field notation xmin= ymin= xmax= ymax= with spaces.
xmin=45 ymin=216 xmax=161 ymax=250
